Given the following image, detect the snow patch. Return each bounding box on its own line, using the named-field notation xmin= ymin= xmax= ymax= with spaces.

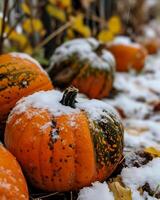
xmin=77 ymin=182 xmax=114 ymax=200
xmin=121 ymin=158 xmax=160 ymax=199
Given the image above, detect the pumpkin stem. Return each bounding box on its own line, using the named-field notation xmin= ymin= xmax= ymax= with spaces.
xmin=95 ymin=43 xmax=106 ymax=56
xmin=60 ymin=87 xmax=79 ymax=108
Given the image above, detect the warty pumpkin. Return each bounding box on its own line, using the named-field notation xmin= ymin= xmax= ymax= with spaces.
xmin=0 ymin=52 xmax=53 ymax=137
xmin=106 ymin=36 xmax=148 ymax=72
xmin=48 ymin=38 xmax=116 ymax=99
xmin=5 ymin=87 xmax=124 ymax=192
xmin=0 ymin=143 xmax=29 ymax=199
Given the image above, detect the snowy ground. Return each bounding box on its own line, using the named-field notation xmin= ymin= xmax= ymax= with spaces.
xmin=78 ymin=53 xmax=160 ymax=200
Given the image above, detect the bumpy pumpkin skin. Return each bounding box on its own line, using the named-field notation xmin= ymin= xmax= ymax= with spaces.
xmin=0 ymin=144 xmax=29 ymax=199
xmin=0 ymin=53 xmax=53 ymax=136
xmin=5 ymin=88 xmax=123 ymax=192
xmin=107 ymin=44 xmax=147 ymax=72
xmin=48 ymin=38 xmax=115 ymax=99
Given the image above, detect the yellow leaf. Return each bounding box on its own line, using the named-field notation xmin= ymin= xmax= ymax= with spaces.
xmin=109 ymin=181 xmax=132 ymax=200
xmin=23 ymin=45 xmax=33 ymax=54
xmin=21 ymin=2 xmax=31 ymax=15
xmin=67 ymin=28 xmax=74 ymax=39
xmin=72 ymin=14 xmax=91 ymax=37
xmin=9 ymin=30 xmax=33 ymax=53
xmin=61 ymin=0 xmax=71 ymax=8
xmin=46 ymin=4 xmax=66 ymax=22
xmin=49 ymin=0 xmax=57 ymax=4
xmin=108 ymin=16 xmax=122 ymax=34
xmin=49 ymin=0 xmax=71 ymax=8
xmin=22 ymin=19 xmax=44 ymax=35
xmin=0 ymin=17 xmax=11 ymax=35
xmin=9 ymin=31 xmax=27 ymax=46
xmin=144 ymin=147 xmax=160 ymax=157
xmin=98 ymin=30 xmax=114 ymax=42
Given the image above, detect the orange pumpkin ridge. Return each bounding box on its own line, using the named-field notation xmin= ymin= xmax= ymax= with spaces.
xmin=0 ymin=52 xmax=53 ymax=138
xmin=5 ymin=87 xmax=124 ymax=192
xmin=106 ymin=37 xmax=148 ymax=72
xmin=0 ymin=143 xmax=29 ymax=199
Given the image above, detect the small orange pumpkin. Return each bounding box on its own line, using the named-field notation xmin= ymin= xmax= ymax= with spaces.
xmin=5 ymin=87 xmax=123 ymax=192
xmin=0 ymin=143 xmax=29 ymax=199
xmin=136 ymin=27 xmax=159 ymax=55
xmin=48 ymin=38 xmax=115 ymax=99
xmin=138 ymin=38 xmax=159 ymax=55
xmin=0 ymin=52 xmax=53 ymax=136
xmin=106 ymin=37 xmax=148 ymax=72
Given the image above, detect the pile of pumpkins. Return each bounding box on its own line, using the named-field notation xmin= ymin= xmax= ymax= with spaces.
xmin=0 ymin=35 xmax=157 ymax=199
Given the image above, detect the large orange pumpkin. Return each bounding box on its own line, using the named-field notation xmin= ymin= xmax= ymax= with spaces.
xmin=106 ymin=36 xmax=147 ymax=72
xmin=5 ymin=87 xmax=123 ymax=192
xmin=0 ymin=52 xmax=53 ymax=136
xmin=48 ymin=38 xmax=115 ymax=99
xmin=0 ymin=143 xmax=28 ymax=199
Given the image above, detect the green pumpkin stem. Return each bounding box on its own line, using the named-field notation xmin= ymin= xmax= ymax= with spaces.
xmin=60 ymin=87 xmax=79 ymax=108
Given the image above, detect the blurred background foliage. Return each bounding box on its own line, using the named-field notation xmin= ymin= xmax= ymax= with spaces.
xmin=0 ymin=0 xmax=160 ymax=67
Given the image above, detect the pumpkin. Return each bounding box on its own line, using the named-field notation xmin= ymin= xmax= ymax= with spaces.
xmin=0 ymin=52 xmax=53 ymax=137
xmin=137 ymin=37 xmax=159 ymax=55
xmin=106 ymin=36 xmax=148 ymax=72
xmin=5 ymin=87 xmax=123 ymax=192
xmin=136 ymin=27 xmax=159 ymax=55
xmin=0 ymin=143 xmax=28 ymax=199
xmin=143 ymin=39 xmax=159 ymax=55
xmin=48 ymin=38 xmax=115 ymax=99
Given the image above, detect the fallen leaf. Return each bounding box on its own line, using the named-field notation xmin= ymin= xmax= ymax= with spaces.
xmin=109 ymin=181 xmax=132 ymax=200
xmin=144 ymin=147 xmax=160 ymax=157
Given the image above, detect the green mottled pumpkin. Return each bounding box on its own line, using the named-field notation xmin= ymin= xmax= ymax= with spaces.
xmin=48 ymin=38 xmax=115 ymax=99
xmin=5 ymin=87 xmax=123 ymax=192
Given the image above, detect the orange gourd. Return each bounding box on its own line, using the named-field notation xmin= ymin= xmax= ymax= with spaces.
xmin=0 ymin=143 xmax=28 ymax=199
xmin=0 ymin=52 xmax=53 ymax=136
xmin=48 ymin=38 xmax=115 ymax=99
xmin=106 ymin=39 xmax=147 ymax=72
xmin=5 ymin=87 xmax=123 ymax=192
xmin=141 ymin=38 xmax=159 ymax=54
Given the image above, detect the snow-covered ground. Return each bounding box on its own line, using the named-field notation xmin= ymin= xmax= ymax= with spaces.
xmin=105 ymin=53 xmax=160 ymax=150
xmin=78 ymin=52 xmax=160 ymax=200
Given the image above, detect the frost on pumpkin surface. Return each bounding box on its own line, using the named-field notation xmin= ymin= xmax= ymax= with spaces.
xmin=5 ymin=88 xmax=123 ymax=192
xmin=47 ymin=38 xmax=116 ymax=99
